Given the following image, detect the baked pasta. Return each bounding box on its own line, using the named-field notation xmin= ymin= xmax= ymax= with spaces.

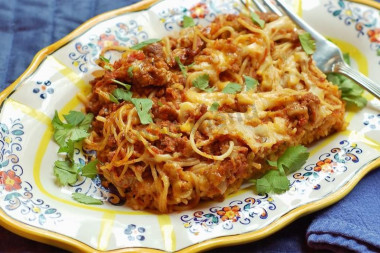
xmin=83 ymin=13 xmax=345 ymax=212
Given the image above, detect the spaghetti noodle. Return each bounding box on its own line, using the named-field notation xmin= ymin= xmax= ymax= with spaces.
xmin=83 ymin=13 xmax=345 ymax=212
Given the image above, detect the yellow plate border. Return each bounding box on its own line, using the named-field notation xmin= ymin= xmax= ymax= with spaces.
xmin=0 ymin=0 xmax=379 ymax=252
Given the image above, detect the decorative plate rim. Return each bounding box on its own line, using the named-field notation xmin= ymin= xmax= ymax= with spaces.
xmin=0 ymin=0 xmax=379 ymax=252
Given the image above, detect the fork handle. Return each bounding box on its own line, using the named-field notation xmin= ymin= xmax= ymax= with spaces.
xmin=334 ymin=62 xmax=380 ymax=100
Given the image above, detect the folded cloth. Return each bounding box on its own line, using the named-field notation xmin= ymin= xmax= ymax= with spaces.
xmin=306 ymin=169 xmax=380 ymax=253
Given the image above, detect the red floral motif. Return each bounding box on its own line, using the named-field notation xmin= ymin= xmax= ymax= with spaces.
xmin=0 ymin=170 xmax=22 ymax=192
xmin=97 ymin=34 xmax=119 ymax=49
xmin=367 ymin=28 xmax=380 ymax=43
xmin=313 ymin=158 xmax=336 ymax=173
xmin=190 ymin=3 xmax=209 ymax=19
xmin=216 ymin=205 xmax=240 ymax=222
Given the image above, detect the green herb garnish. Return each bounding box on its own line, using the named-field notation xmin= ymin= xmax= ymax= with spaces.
xmin=108 ymin=93 xmax=120 ymax=104
xmin=52 ymin=111 xmax=93 ymax=149
xmin=192 ymin=74 xmax=215 ymax=92
xmin=112 ymin=79 xmax=131 ymax=90
xmin=183 ymin=15 xmax=195 ymax=28
xmin=326 ymin=53 xmax=367 ymax=108
xmin=299 ymin=32 xmax=316 ymax=55
xmin=251 ymin=145 xmax=309 ymax=194
xmin=128 ymin=66 xmax=134 ymax=78
xmin=131 ymin=39 xmax=161 ymax=50
xmin=81 ymin=159 xmax=99 ymax=179
xmin=244 ymin=75 xmax=258 ymax=91
xmin=72 ymin=193 xmax=103 ymax=205
xmin=222 ymin=83 xmax=242 ymax=94
xmin=113 ymin=88 xmax=133 ymax=101
xmin=99 ymin=55 xmax=110 ymax=63
xmin=131 ymin=98 xmax=153 ymax=125
xmin=250 ymin=12 xmax=265 ymax=29
xmin=53 ymin=160 xmax=79 ymax=186
xmin=209 ymin=102 xmax=220 ymax=111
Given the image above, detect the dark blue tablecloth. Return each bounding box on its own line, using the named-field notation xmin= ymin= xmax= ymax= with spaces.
xmin=0 ymin=1 xmax=379 ymax=252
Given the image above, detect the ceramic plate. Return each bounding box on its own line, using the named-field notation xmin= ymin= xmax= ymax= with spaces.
xmin=0 ymin=0 xmax=379 ymax=252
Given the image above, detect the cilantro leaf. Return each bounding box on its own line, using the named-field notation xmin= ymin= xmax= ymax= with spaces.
xmin=209 ymin=102 xmax=220 ymax=111
xmin=128 ymin=66 xmax=134 ymax=78
xmin=244 ymin=75 xmax=258 ymax=91
xmin=175 ymin=56 xmax=188 ymax=78
xmin=52 ymin=111 xmax=65 ymax=130
xmin=104 ymin=64 xmax=114 ymax=71
xmin=113 ymin=88 xmax=133 ymax=102
xmin=277 ymin=145 xmax=310 ymax=175
xmin=108 ymin=93 xmax=120 ymax=104
xmin=183 ymin=15 xmax=195 ymax=28
xmin=54 ymin=160 xmax=78 ymax=186
xmin=63 ymin=111 xmax=85 ymax=126
xmin=253 ymin=170 xmax=290 ymax=194
xmin=222 ymin=83 xmax=242 ymax=94
xmin=343 ymin=52 xmax=351 ymax=65
xmin=298 ymin=32 xmax=315 ymax=55
xmin=326 ymin=72 xmax=367 ymax=108
xmin=78 ymin=113 xmax=94 ymax=132
xmin=299 ymin=32 xmax=316 ymax=55
xmin=72 ymin=193 xmax=103 ymax=205
xmin=81 ymin=159 xmax=98 ymax=179
xmin=250 ymin=12 xmax=265 ymax=29
xmin=58 ymin=139 xmax=75 ymax=162
xmin=253 ymin=145 xmax=309 ymax=194
xmin=112 ymin=79 xmax=131 ymax=90
xmin=192 ymin=74 xmax=215 ymax=92
xmin=131 ymin=98 xmax=153 ymax=125
xmin=99 ymin=55 xmax=110 ymax=63
xmin=131 ymin=39 xmax=160 ymax=50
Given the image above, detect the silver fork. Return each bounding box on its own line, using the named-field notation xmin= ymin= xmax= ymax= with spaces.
xmin=247 ymin=0 xmax=380 ymax=99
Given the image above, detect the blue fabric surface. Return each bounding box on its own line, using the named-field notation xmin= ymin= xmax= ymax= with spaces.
xmin=0 ymin=0 xmax=379 ymax=252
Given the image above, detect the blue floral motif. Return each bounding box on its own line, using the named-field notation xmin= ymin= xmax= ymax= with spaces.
xmin=363 ymin=113 xmax=380 ymax=130
xmin=33 ymin=80 xmax=54 ymax=99
xmin=290 ymin=140 xmax=363 ymax=194
xmin=69 ymin=20 xmax=149 ymax=72
xmin=181 ymin=194 xmax=275 ymax=235
xmin=124 ymin=224 xmax=146 ymax=241
xmin=0 ymin=119 xmax=62 ymax=226
xmin=324 ymin=0 xmax=380 ymax=63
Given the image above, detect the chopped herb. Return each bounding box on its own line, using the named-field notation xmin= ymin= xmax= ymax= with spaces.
xmin=327 ymin=72 xmax=367 ymax=108
xmin=343 ymin=52 xmax=351 ymax=65
xmin=81 ymin=159 xmax=98 ymax=179
xmin=99 ymin=55 xmax=110 ymax=63
xmin=113 ymin=88 xmax=133 ymax=102
xmin=192 ymin=74 xmax=215 ymax=92
xmin=244 ymin=75 xmax=258 ymax=91
xmin=377 ymin=48 xmax=380 ymax=56
xmin=157 ymin=101 xmax=163 ymax=107
xmin=58 ymin=139 xmax=75 ymax=162
xmin=131 ymin=38 xmax=161 ymax=50
xmin=53 ymin=160 xmax=79 ymax=186
xmin=175 ymin=56 xmax=187 ymax=77
xmin=104 ymin=64 xmax=114 ymax=71
xmin=326 ymin=52 xmax=367 ymax=108
xmin=112 ymin=79 xmax=131 ymax=90
xmin=251 ymin=145 xmax=309 ymax=194
xmin=299 ymin=32 xmax=316 ymax=55
xmin=131 ymin=98 xmax=153 ymax=125
xmin=108 ymin=93 xmax=120 ymax=104
xmin=250 ymin=12 xmax=265 ymax=29
xmin=128 ymin=66 xmax=134 ymax=78
xmin=222 ymin=83 xmax=242 ymax=94
xmin=209 ymin=102 xmax=220 ymax=111
xmin=72 ymin=193 xmax=103 ymax=205
xmin=52 ymin=111 xmax=93 ymax=148
xmin=183 ymin=15 xmax=195 ymax=28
